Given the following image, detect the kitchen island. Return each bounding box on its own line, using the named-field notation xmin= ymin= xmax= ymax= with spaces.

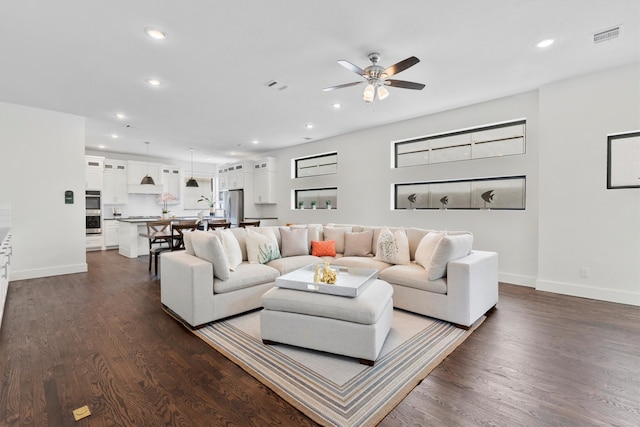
xmin=117 ymin=216 xmax=222 ymax=258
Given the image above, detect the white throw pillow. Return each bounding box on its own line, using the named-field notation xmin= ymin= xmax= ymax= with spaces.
xmin=183 ymin=231 xmax=195 ymax=255
xmin=375 ymin=227 xmax=410 ymax=265
xmin=245 ymin=228 xmax=281 ymax=264
xmin=414 ymin=232 xmax=444 ymax=269
xmin=427 ymin=234 xmax=474 ymax=280
xmin=190 ymin=231 xmax=230 ymax=280
xmin=210 ymin=229 xmax=243 ymax=271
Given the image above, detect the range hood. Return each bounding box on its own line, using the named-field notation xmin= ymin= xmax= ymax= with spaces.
xmin=127 ymin=184 xmax=164 ymax=194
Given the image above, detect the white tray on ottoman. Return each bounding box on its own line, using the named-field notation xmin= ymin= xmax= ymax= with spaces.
xmin=275 ymin=264 xmax=378 ymax=297
xmin=260 ymin=279 xmax=393 ymax=365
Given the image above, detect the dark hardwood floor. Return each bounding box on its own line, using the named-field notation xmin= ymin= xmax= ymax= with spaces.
xmin=1 ymin=250 xmax=638 ymax=426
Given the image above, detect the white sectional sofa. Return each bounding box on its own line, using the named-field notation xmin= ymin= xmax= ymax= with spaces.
xmin=160 ymin=224 xmax=498 ymax=329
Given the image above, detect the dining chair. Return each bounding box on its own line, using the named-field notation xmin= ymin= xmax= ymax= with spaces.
xmin=208 ymin=221 xmax=231 ymax=229
xmin=171 ymin=223 xmax=198 ymax=251
xmin=239 ymin=220 xmax=260 ymax=228
xmin=146 ymin=220 xmax=172 ymax=275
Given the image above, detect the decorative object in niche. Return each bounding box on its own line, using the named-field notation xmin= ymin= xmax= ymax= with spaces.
xmin=607 ymin=131 xmax=640 ymax=189
xmin=395 ymin=176 xmax=525 ymax=210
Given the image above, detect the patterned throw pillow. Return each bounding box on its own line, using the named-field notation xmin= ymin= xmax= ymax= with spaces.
xmin=311 ymin=240 xmax=336 ymax=257
xmin=375 ymin=227 xmax=410 ymax=264
xmin=245 ymin=228 xmax=281 ymax=264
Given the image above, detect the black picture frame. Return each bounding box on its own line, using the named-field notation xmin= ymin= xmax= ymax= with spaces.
xmin=607 ymin=131 xmax=640 ymax=189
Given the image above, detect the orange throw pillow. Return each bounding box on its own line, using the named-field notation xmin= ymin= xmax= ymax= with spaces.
xmin=311 ymin=240 xmax=336 ymax=257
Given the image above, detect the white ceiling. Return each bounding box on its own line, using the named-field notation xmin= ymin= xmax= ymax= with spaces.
xmin=1 ymin=0 xmax=638 ymax=164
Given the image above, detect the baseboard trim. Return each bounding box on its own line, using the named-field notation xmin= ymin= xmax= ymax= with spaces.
xmin=536 ymin=279 xmax=640 ymax=306
xmin=499 ymin=272 xmax=536 ymax=287
xmin=10 ymin=263 xmax=88 ymax=281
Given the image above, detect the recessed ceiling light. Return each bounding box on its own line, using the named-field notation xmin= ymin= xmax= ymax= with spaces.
xmin=146 ymin=78 xmax=161 ymax=87
xmin=98 ymin=145 xmax=106 ymax=149
xmin=252 ymin=140 xmax=259 ymax=144
xmin=536 ymin=38 xmax=555 ymax=48
xmin=114 ymin=113 xmax=126 ymax=119
xmin=111 ymin=134 xmax=118 ymax=139
xmin=332 ymin=103 xmax=342 ymax=109
xmin=305 ymin=123 xmax=314 ymax=129
xmin=145 ymin=28 xmax=167 ymax=40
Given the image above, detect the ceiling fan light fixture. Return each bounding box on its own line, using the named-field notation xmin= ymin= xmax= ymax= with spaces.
xmin=377 ymin=85 xmax=389 ymax=100
xmin=363 ymin=84 xmax=375 ymax=102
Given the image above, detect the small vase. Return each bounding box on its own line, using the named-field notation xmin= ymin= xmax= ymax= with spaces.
xmin=326 ymin=205 xmax=331 ymax=210
xmin=312 ymin=205 xmax=316 ymax=210
xmin=161 ymin=213 xmax=167 ymax=219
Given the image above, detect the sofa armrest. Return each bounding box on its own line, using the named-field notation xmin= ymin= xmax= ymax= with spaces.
xmin=160 ymin=251 xmax=215 ymax=328
xmin=446 ymin=250 xmax=499 ymax=326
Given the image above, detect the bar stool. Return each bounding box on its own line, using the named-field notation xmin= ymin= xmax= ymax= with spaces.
xmin=146 ymin=220 xmax=172 ymax=275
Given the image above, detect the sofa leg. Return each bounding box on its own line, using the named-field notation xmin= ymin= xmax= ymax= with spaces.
xmin=359 ymin=358 xmax=375 ymax=366
xmin=453 ymin=323 xmax=471 ymax=330
xmin=262 ymin=339 xmax=278 ymax=346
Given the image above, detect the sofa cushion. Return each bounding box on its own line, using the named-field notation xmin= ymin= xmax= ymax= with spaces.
xmin=311 ymin=240 xmax=336 ymax=257
xmin=379 ymin=263 xmax=447 ymax=294
xmin=427 ymin=234 xmax=474 ymax=280
xmin=245 ymin=228 xmax=281 ymax=264
xmin=213 ymin=262 xmax=279 ymax=294
xmin=406 ymin=227 xmax=434 ymax=260
xmin=323 ymin=226 xmax=352 ymax=254
xmin=414 ymin=232 xmax=444 ymax=270
xmin=228 ymin=227 xmax=248 ymax=261
xmin=343 ymin=230 xmax=373 ymax=257
xmin=279 ymin=227 xmax=309 ymax=257
xmin=210 ymin=229 xmax=243 ymax=271
xmin=190 ymin=231 xmax=230 ymax=280
xmin=331 ymin=256 xmax=391 ymax=271
xmin=267 ymin=255 xmax=325 ymax=275
xmin=375 ymin=227 xmax=410 ymax=265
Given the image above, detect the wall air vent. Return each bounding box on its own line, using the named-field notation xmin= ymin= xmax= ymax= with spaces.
xmin=264 ymin=80 xmax=289 ymax=91
xmin=593 ymin=26 xmax=621 ymax=44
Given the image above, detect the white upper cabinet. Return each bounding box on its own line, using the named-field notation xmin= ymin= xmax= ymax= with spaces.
xmin=85 ymin=156 xmax=104 ymax=190
xmin=127 ymin=161 xmax=164 ymax=194
xmin=161 ymin=166 xmax=182 ymax=203
xmin=103 ymin=159 xmax=128 ymax=204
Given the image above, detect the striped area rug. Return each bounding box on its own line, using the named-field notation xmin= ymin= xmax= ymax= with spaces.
xmin=193 ymin=310 xmax=483 ymax=427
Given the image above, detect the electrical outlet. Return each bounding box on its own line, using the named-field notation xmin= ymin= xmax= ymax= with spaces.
xmin=579 ymin=267 xmax=590 ymax=278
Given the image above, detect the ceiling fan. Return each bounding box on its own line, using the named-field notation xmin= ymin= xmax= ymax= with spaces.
xmin=323 ymin=52 xmax=425 ymax=102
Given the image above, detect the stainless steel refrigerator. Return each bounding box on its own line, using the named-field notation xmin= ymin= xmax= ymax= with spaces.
xmin=223 ymin=189 xmax=244 ymax=227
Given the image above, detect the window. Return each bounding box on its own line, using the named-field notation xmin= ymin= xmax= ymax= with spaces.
xmin=294 ymin=187 xmax=337 ymax=209
xmin=295 ymin=152 xmax=337 ymax=178
xmin=395 ymin=176 xmax=526 ymax=210
xmin=394 ymin=120 xmax=525 ymax=167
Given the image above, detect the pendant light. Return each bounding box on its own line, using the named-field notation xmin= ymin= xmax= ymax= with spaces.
xmin=140 ymin=141 xmax=155 ymax=185
xmin=186 ymin=148 xmax=199 ymax=187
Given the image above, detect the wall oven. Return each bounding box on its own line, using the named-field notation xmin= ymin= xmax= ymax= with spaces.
xmin=86 ymin=190 xmax=102 ymax=235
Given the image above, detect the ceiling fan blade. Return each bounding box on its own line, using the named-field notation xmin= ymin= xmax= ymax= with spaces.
xmin=322 ymin=81 xmax=364 ymax=91
xmin=385 ymin=79 xmax=426 ymax=90
xmin=383 ymin=56 xmax=420 ymax=77
xmin=337 ymin=60 xmax=367 ymax=76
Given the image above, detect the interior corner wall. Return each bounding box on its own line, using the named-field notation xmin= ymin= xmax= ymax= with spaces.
xmin=267 ymin=91 xmax=540 ymax=286
xmin=0 ymin=101 xmax=87 ymax=280
xmin=537 ymin=63 xmax=640 ymax=306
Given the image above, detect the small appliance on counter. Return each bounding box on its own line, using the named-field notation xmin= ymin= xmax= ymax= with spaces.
xmin=112 ymin=207 xmax=122 ymax=217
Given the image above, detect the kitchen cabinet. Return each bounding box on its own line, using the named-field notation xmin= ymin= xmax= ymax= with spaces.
xmin=253 ymin=157 xmax=277 ymax=204
xmin=161 ymin=166 xmax=182 ymax=202
xmin=85 ymin=156 xmax=104 ymax=190
xmin=219 ymin=160 xmax=253 ymax=190
xmin=103 ymin=219 xmax=119 ymax=248
xmin=86 ymin=235 xmax=103 ymax=251
xmin=0 ymin=231 xmax=12 ymax=330
xmin=103 ymin=159 xmax=128 ymax=204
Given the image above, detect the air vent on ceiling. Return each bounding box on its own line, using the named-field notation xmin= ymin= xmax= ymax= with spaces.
xmin=264 ymin=80 xmax=289 ymax=91
xmin=593 ymin=26 xmax=621 ymax=44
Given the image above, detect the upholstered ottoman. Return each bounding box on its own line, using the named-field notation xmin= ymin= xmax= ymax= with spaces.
xmin=260 ymin=279 xmax=393 ymax=365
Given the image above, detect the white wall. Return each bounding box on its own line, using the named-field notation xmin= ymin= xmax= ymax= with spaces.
xmin=537 ymin=63 xmax=640 ymax=305
xmin=0 ymin=101 xmax=87 ymax=279
xmin=267 ymin=90 xmax=541 ymax=286
xmin=263 ymin=64 xmax=640 ymax=306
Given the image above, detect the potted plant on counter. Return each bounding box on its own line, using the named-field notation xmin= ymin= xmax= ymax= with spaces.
xmin=158 ymin=192 xmax=177 ymax=218
xmin=325 ymin=200 xmax=332 ymax=210
xmin=198 ymin=195 xmax=216 ymax=216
